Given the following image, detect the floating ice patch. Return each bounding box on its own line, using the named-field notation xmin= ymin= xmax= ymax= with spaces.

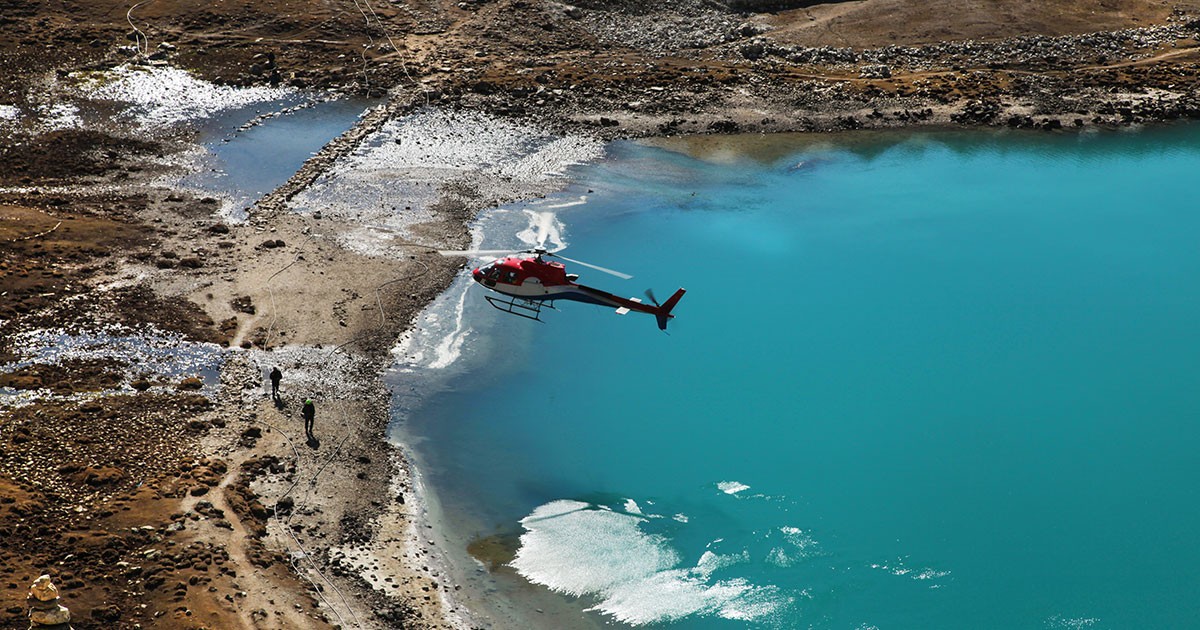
xmin=542 ymin=194 xmax=588 ymax=210
xmin=869 ymin=558 xmax=951 ymax=586
xmin=510 ymin=499 xmax=789 ymax=626
xmin=767 ymin=526 xmax=821 ymax=567
xmin=392 ymin=272 xmax=477 ymax=371
xmin=780 ymin=527 xmax=818 ymax=552
xmin=694 ymin=549 xmax=750 ymax=579
xmin=1045 ymin=615 xmax=1099 ymax=629
xmin=76 ymin=64 xmax=294 ymax=128
xmin=426 ymin=282 xmax=474 ymax=371
xmin=718 ymin=480 xmax=751 ymax=495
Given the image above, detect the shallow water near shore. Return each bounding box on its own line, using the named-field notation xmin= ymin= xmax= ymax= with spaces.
xmin=179 ymin=96 xmax=373 ymax=218
xmin=391 ymin=125 xmax=1200 ymax=629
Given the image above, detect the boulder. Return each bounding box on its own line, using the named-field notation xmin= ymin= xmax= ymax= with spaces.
xmin=859 ymin=64 xmax=891 ymax=79
xmin=740 ymin=42 xmax=766 ymax=60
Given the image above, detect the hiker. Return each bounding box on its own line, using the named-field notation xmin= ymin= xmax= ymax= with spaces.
xmin=269 ymin=367 xmax=282 ymax=399
xmin=302 ymin=398 xmax=315 ymax=440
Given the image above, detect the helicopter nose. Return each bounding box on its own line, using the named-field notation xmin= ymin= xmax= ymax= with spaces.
xmin=471 ymin=267 xmax=483 ymax=282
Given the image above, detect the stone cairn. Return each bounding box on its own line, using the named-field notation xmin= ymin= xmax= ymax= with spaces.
xmin=27 ymin=575 xmax=73 ymax=630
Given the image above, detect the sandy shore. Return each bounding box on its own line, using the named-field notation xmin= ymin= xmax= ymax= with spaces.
xmin=6 ymin=0 xmax=1200 ymax=628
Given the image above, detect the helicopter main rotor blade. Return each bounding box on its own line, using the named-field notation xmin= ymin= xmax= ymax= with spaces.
xmin=438 ymin=249 xmax=516 ymax=257
xmin=535 ymin=219 xmax=550 ymax=251
xmin=547 ymin=253 xmax=633 ymax=280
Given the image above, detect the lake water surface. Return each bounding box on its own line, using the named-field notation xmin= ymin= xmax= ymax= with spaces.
xmin=390 ymin=126 xmax=1200 ymax=629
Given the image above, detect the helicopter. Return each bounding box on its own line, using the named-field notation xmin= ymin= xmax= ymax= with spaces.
xmin=440 ymin=242 xmax=686 ymax=331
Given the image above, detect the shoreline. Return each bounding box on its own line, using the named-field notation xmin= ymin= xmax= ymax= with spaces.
xmin=6 ymin=0 xmax=1200 ymax=627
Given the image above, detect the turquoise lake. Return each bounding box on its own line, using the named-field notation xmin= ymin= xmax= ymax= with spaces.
xmin=390 ymin=126 xmax=1200 ymax=629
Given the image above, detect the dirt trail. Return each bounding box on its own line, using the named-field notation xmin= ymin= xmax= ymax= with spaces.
xmin=178 ymin=440 xmax=322 ymax=630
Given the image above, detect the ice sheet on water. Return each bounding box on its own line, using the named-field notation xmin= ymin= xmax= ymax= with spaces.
xmin=541 ymin=194 xmax=588 ymax=210
xmin=510 ymin=499 xmax=790 ymax=626
xmin=391 ymin=262 xmax=478 ymax=371
xmin=718 ymin=480 xmax=751 ymax=495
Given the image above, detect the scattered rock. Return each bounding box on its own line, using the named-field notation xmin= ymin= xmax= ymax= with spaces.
xmin=859 ymin=64 xmax=891 ymax=78
xmin=178 ymin=376 xmax=204 ymax=390
xmin=230 ymin=296 xmax=256 ymax=315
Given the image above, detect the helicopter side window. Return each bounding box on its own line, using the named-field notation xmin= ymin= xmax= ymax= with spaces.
xmin=504 ymin=270 xmax=519 ymax=284
xmin=485 ymin=265 xmax=501 ymax=280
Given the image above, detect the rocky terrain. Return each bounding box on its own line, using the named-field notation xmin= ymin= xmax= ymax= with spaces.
xmin=5 ymin=0 xmax=1200 ymax=628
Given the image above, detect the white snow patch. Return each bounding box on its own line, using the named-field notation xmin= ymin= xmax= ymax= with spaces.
xmin=40 ymin=103 xmax=82 ymax=130
xmin=76 ymin=64 xmax=294 ymax=128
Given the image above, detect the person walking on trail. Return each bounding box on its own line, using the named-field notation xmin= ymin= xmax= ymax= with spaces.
xmin=302 ymin=398 xmax=316 ymax=441
xmin=269 ymin=367 xmax=282 ymax=399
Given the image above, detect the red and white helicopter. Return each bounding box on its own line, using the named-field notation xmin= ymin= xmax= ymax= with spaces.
xmin=440 ymin=241 xmax=686 ymax=331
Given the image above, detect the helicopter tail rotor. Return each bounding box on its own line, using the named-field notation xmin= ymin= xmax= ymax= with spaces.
xmin=653 ymin=288 xmax=687 ymax=331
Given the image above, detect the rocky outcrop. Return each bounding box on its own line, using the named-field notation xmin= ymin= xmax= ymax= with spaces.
xmin=724 ymin=22 xmax=1190 ymax=71
xmin=724 ymin=0 xmax=848 ymax=10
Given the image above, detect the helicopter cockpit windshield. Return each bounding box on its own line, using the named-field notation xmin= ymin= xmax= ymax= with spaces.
xmin=479 ymin=263 xmax=500 ymax=279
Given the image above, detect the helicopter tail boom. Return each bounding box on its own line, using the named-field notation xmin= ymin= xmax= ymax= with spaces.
xmin=573 ymin=285 xmax=686 ymax=330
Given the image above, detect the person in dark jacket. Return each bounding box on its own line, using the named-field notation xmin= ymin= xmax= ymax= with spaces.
xmin=302 ymin=398 xmax=316 ymax=442
xmin=269 ymin=367 xmax=282 ymax=399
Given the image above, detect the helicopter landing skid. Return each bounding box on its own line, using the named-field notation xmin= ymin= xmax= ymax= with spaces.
xmin=484 ymin=295 xmax=556 ymax=322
